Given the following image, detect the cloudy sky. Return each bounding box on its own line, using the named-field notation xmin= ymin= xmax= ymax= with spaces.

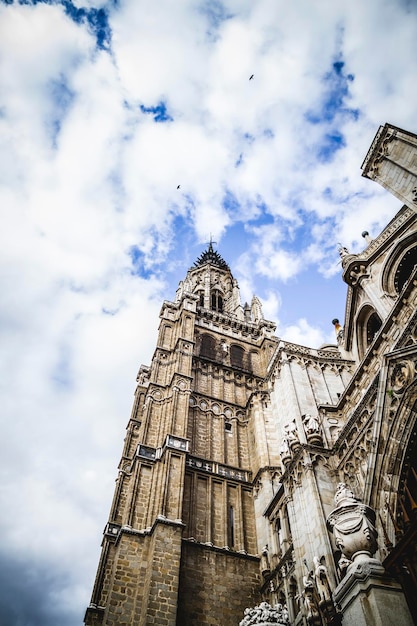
xmin=0 ymin=0 xmax=416 ymax=623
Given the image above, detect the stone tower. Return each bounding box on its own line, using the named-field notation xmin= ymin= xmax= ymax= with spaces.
xmin=84 ymin=243 xmax=278 ymax=626
xmin=85 ymin=125 xmax=417 ymax=626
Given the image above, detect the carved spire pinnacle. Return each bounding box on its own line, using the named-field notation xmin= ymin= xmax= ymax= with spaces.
xmin=193 ymin=242 xmax=230 ymax=271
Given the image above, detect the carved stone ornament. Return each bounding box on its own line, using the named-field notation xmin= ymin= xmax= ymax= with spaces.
xmin=326 ymin=483 xmax=378 ymax=564
xmin=302 ymin=582 xmax=320 ymax=625
xmin=286 ymin=420 xmax=301 ymax=452
xmin=239 ymin=601 xmax=290 ymax=626
xmin=279 ymin=435 xmax=292 ymax=466
xmin=303 ymin=414 xmax=323 ymax=445
xmin=391 ymin=360 xmax=415 ymax=395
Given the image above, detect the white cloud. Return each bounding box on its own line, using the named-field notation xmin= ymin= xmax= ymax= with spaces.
xmin=281 ymin=317 xmax=333 ymax=348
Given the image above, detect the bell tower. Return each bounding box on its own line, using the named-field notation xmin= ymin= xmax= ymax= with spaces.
xmin=84 ymin=243 xmax=277 ymax=626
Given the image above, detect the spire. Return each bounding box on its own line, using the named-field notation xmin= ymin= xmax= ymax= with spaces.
xmin=193 ymin=242 xmax=230 ymax=271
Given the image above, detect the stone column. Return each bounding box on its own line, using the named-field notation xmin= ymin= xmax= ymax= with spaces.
xmin=327 ymin=484 xmax=413 ymax=626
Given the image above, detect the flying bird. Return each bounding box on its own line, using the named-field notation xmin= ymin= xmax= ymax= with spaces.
xmin=177 ymin=185 xmax=181 ymax=189
xmin=249 ymin=74 xmax=254 ymax=80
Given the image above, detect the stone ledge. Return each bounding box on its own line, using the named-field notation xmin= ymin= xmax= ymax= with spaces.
xmin=334 ymin=558 xmax=401 ymax=610
xmin=182 ymin=538 xmax=260 ymax=561
xmin=84 ymin=604 xmax=105 ymax=625
xmin=114 ymin=516 xmax=186 ymax=545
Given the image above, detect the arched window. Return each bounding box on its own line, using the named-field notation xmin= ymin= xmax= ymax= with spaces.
xmin=382 ymin=236 xmax=417 ymax=297
xmin=394 ymin=245 xmax=417 ymax=293
xmin=195 ymin=290 xmax=204 ymax=307
xmin=200 ymin=334 xmax=216 ymax=359
xmin=356 ymin=305 xmax=382 ymax=358
xmin=211 ymin=290 xmax=223 ymax=312
xmin=366 ymin=312 xmax=382 ymax=345
xmin=230 ymin=344 xmax=245 ymax=369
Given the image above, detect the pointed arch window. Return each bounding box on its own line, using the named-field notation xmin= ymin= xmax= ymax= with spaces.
xmin=211 ymin=290 xmax=223 ymax=312
xmin=200 ymin=334 xmax=216 ymax=359
xmin=357 ymin=305 xmax=382 ymax=359
xmin=382 ymin=236 xmax=417 ymax=297
xmin=394 ymin=245 xmax=417 ymax=293
xmin=366 ymin=312 xmax=382 ymax=345
xmin=197 ymin=291 xmax=204 ymax=307
xmin=230 ymin=344 xmax=245 ymax=369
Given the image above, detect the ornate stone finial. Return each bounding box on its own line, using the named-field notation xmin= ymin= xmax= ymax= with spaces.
xmin=251 ymin=295 xmax=264 ymax=322
xmin=334 ymin=483 xmax=359 ymax=507
xmin=193 ymin=243 xmax=230 ymax=271
xmin=239 ymin=601 xmax=290 ymax=626
xmin=361 ymin=230 xmax=372 ymax=244
xmin=332 ymin=318 xmax=344 ymax=346
xmin=338 ymin=245 xmax=357 ymax=270
xmin=338 ymin=245 xmax=349 ymax=259
xmin=327 ymin=484 xmax=379 ymax=567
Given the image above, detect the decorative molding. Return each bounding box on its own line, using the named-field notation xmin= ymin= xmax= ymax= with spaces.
xmin=186 ymin=455 xmax=252 ymax=483
xmin=182 ymin=537 xmax=259 ymax=560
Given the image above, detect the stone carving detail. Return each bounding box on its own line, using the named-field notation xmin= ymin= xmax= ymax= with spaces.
xmin=303 ymin=414 xmax=323 ymax=446
xmin=260 ymin=545 xmax=271 ymax=578
xmin=279 ymin=421 xmax=301 ymax=467
xmin=239 ymin=601 xmax=290 ymax=626
xmin=287 ymin=420 xmax=300 ymax=452
xmin=302 ymin=556 xmax=338 ymax=625
xmin=251 ymin=295 xmax=264 ymax=322
xmin=390 ymin=359 xmax=415 ymax=395
xmin=279 ymin=435 xmax=291 ymax=466
xmin=136 ymin=366 xmax=150 ymax=385
xmin=302 ymin=573 xmax=321 ymax=625
xmin=327 ymin=483 xmax=379 ymax=568
xmin=313 ymin=556 xmax=332 ymax=604
xmin=347 ymin=263 xmax=369 ymax=286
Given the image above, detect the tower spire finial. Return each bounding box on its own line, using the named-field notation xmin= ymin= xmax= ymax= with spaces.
xmin=208 ymin=234 xmax=217 ymax=251
xmin=193 ymin=239 xmax=229 ymax=271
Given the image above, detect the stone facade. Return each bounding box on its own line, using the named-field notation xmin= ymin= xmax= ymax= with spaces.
xmin=362 ymin=123 xmax=417 ymax=211
xmin=85 ymin=126 xmax=417 ymax=625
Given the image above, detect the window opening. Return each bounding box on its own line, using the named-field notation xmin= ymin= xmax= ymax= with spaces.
xmin=211 ymin=290 xmax=223 ymax=312
xmin=366 ymin=312 xmax=382 ymax=345
xmin=276 ymin=517 xmax=283 ymax=551
xmin=394 ymin=246 xmax=417 ymax=293
xmin=228 ymin=505 xmax=235 ymax=548
xmin=200 ymin=334 xmax=216 ymax=359
xmin=230 ymin=344 xmax=245 ymax=369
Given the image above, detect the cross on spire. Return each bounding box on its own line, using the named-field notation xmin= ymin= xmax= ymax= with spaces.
xmin=193 ymin=239 xmax=229 ymax=270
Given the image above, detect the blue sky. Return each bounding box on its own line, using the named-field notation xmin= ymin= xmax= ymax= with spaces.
xmin=0 ymin=0 xmax=416 ymax=623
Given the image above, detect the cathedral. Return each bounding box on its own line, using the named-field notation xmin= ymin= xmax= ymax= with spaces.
xmin=85 ymin=124 xmax=417 ymax=626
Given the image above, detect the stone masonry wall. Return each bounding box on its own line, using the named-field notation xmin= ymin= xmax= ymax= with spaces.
xmin=362 ymin=124 xmax=417 ymax=210
xmin=177 ymin=541 xmax=261 ymax=626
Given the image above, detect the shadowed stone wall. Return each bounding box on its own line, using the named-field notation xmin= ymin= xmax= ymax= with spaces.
xmin=177 ymin=541 xmax=261 ymax=626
